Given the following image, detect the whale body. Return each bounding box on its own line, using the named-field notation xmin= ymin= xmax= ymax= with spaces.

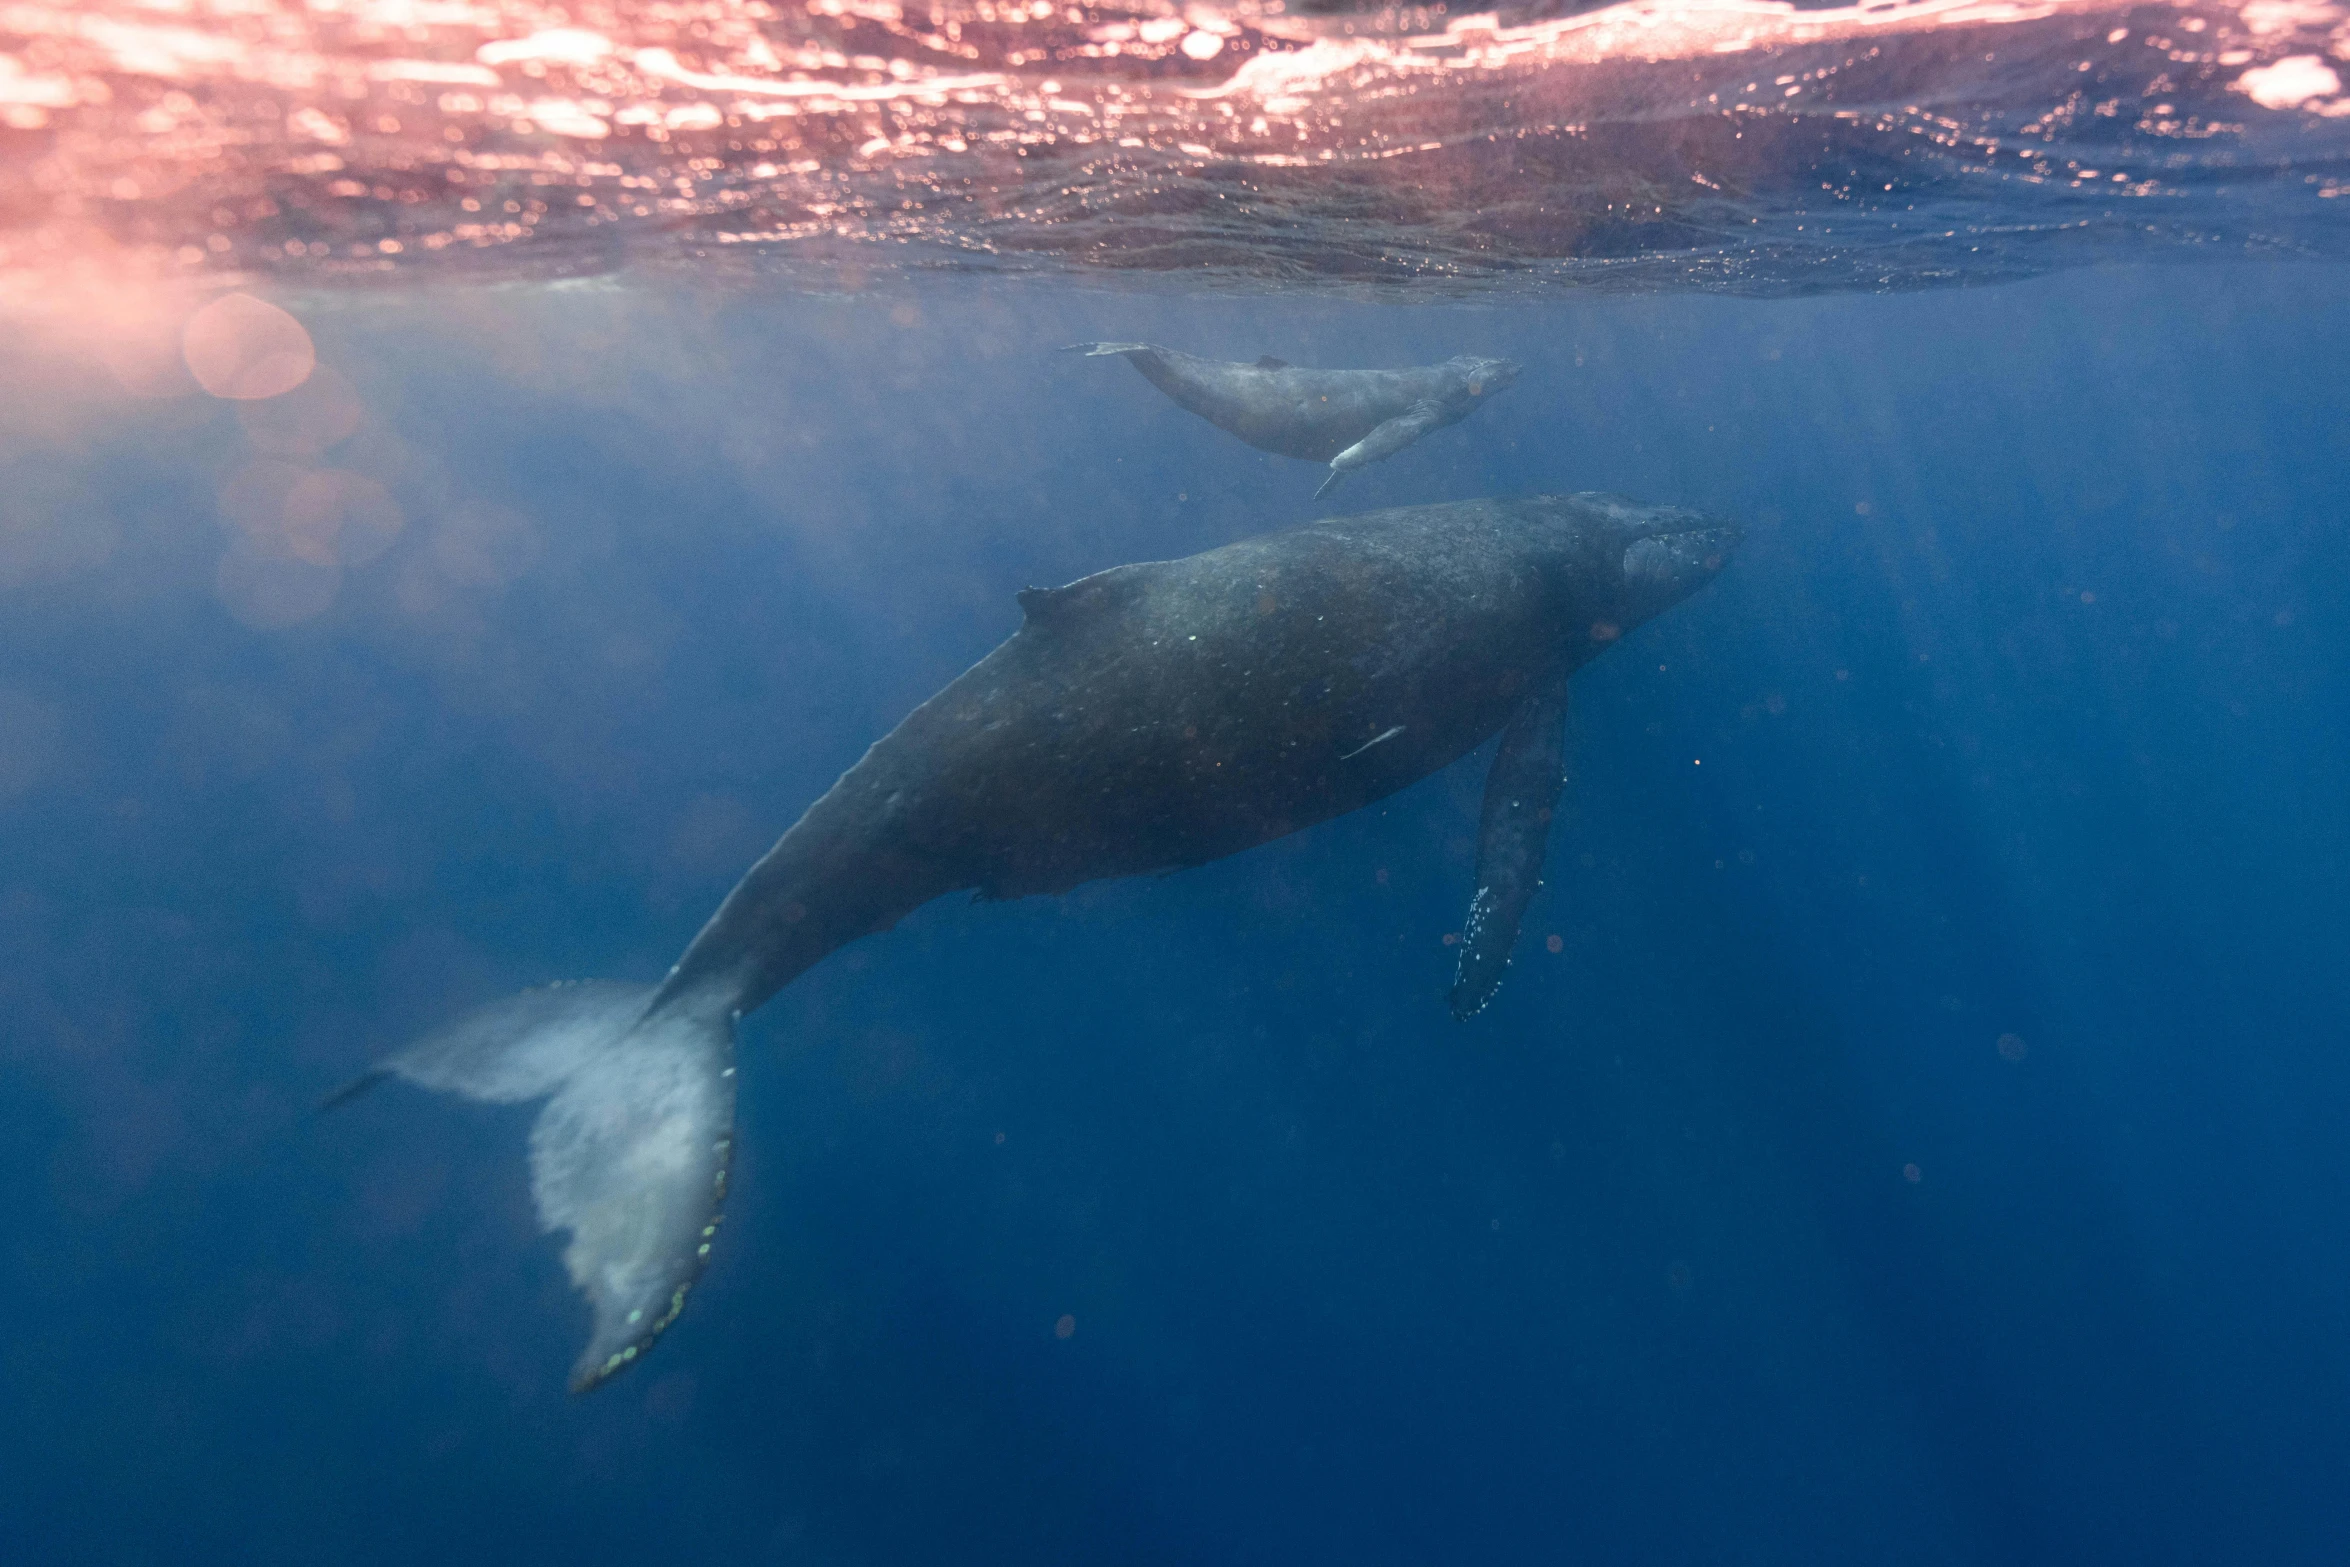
xmin=341 ymin=493 xmax=1737 ymax=1390
xmin=1066 ymin=342 xmax=1521 ymax=498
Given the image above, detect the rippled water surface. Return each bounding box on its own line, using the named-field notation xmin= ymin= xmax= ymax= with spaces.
xmin=7 ymin=0 xmax=2350 ymax=292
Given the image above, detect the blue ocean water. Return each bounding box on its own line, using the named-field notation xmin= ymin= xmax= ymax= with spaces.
xmin=3 ymin=260 xmax=2348 ymax=1564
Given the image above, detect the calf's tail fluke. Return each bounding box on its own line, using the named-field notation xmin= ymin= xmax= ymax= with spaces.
xmin=339 ymin=979 xmax=737 ymax=1392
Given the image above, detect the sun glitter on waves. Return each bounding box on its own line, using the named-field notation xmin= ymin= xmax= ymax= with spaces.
xmin=1 ymin=0 xmax=2348 ymax=304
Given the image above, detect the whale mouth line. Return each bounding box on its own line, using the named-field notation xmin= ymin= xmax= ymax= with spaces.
xmin=1639 ymin=519 xmax=1741 ymax=540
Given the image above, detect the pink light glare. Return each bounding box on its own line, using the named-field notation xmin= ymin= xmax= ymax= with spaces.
xmin=96 ymin=301 xmax=203 ymax=399
xmin=2236 ymin=53 xmax=2346 ymax=107
xmin=1 ymin=0 xmax=2345 ymax=293
xmin=182 ymin=293 xmax=316 ymax=401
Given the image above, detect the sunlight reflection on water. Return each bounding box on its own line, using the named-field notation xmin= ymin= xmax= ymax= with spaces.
xmin=2 ymin=0 xmax=2349 ymax=300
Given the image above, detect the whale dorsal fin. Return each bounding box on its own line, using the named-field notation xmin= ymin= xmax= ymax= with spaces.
xmin=1255 ymin=355 xmax=1290 ymax=369
xmin=1016 ymin=563 xmax=1152 ymax=631
xmin=1450 ymin=667 xmax=1572 ymax=1021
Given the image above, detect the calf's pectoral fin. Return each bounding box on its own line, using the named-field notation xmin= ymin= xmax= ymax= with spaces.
xmin=1450 ymin=671 xmax=1571 ymax=1021
xmin=1316 ymin=401 xmax=1447 ymax=498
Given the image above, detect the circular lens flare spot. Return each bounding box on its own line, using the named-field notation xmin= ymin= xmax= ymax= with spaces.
xmin=183 ymin=293 xmax=316 ymax=401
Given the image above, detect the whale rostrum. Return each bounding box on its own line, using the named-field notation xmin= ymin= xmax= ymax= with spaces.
xmin=334 ymin=493 xmax=1738 ymax=1390
xmin=1065 ymin=342 xmax=1521 ymax=498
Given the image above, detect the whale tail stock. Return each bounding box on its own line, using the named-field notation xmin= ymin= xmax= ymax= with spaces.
xmin=323 ymin=980 xmax=737 ymax=1393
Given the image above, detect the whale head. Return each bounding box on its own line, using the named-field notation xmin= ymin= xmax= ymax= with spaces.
xmin=1457 ymin=355 xmax=1523 ymax=399
xmin=1556 ymin=495 xmax=1740 ymax=646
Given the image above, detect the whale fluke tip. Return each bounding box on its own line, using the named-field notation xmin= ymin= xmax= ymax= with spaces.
xmin=316 ymin=1067 xmax=390 ymax=1115
xmin=371 ymin=980 xmax=738 ymax=1393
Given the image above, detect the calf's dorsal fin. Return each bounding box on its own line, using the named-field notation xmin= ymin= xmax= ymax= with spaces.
xmin=1255 ymin=355 xmax=1290 ymax=370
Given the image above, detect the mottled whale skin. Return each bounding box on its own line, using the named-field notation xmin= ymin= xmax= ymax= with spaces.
xmin=1067 ymin=342 xmax=1521 ymax=498
xmin=341 ymin=493 xmax=1736 ymax=1391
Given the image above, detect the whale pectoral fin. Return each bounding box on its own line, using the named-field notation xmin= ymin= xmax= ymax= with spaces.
xmin=1254 ymin=355 xmax=1290 ymax=369
xmin=1450 ymin=671 xmax=1571 ymax=1021
xmin=1061 ymin=341 xmax=1155 ymax=357
xmin=366 ymin=981 xmax=738 ymax=1392
xmin=1322 ymin=401 xmax=1447 ymax=496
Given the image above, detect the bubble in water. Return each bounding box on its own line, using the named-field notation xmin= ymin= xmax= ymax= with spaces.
xmin=183 ymin=294 xmax=315 ymax=401
xmin=1996 ymin=1032 xmax=2028 ymax=1062
xmin=1053 ymin=1314 xmax=1076 ymax=1340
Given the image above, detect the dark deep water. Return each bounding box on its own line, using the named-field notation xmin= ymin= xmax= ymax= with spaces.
xmin=4 ymin=262 xmax=2350 ymax=1564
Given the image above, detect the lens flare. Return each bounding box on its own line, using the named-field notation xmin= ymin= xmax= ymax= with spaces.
xmin=183 ymin=294 xmax=316 ymax=402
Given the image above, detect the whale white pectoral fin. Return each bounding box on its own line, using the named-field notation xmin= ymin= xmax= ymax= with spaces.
xmin=1450 ymin=672 xmax=1571 ymax=1021
xmin=1325 ymin=401 xmax=1448 ymax=495
xmin=1061 ymin=341 xmax=1155 ymax=357
xmin=372 ymin=980 xmax=738 ymax=1393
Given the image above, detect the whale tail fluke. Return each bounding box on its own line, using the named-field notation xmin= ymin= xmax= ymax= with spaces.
xmin=315 ymin=1066 xmax=390 ymax=1113
xmin=341 ymin=980 xmax=737 ymax=1393
xmin=1061 ymin=341 xmax=1154 ymax=357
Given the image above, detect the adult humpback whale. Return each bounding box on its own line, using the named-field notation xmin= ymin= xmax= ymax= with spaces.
xmin=339 ymin=493 xmax=1736 ymax=1391
xmin=1065 ymin=342 xmax=1520 ymax=498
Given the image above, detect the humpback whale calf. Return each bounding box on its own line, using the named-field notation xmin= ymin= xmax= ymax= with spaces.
xmin=337 ymin=493 xmax=1736 ymax=1391
xmin=1065 ymin=342 xmax=1521 ymax=498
